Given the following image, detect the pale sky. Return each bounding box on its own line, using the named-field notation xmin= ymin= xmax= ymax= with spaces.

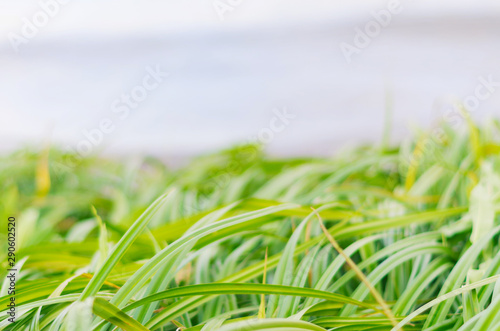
xmin=2 ymin=1 xmax=500 ymax=159
xmin=1 ymin=0 xmax=499 ymax=38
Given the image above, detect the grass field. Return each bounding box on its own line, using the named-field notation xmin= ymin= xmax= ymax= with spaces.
xmin=1 ymin=120 xmax=500 ymax=330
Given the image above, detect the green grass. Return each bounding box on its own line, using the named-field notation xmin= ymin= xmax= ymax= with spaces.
xmin=1 ymin=120 xmax=500 ymax=330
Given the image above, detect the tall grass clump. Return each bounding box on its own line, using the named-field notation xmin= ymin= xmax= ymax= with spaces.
xmin=1 ymin=120 xmax=500 ymax=330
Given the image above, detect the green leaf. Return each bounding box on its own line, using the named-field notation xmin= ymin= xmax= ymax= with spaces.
xmin=79 ymin=191 xmax=173 ymax=300
xmin=92 ymin=298 xmax=148 ymax=331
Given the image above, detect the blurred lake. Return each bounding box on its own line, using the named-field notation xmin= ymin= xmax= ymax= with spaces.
xmin=1 ymin=0 xmax=500 ymax=162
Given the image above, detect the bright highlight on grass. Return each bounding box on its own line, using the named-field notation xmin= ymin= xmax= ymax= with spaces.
xmin=1 ymin=120 xmax=500 ymax=330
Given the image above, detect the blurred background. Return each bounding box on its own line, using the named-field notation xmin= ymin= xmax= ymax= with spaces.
xmin=1 ymin=0 xmax=500 ymax=163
